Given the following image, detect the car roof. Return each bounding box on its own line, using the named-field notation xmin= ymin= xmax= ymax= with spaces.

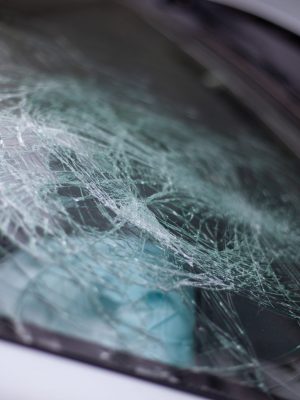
xmin=208 ymin=0 xmax=300 ymax=35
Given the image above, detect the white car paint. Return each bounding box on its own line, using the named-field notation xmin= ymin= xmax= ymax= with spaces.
xmin=208 ymin=0 xmax=300 ymax=35
xmin=0 ymin=340 xmax=204 ymax=400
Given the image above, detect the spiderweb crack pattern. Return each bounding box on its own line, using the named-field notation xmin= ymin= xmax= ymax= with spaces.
xmin=0 ymin=14 xmax=299 ymax=399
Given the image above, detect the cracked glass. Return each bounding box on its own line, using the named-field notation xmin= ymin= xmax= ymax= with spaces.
xmin=0 ymin=3 xmax=299 ymax=400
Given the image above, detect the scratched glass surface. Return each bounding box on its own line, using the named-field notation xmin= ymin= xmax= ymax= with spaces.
xmin=0 ymin=3 xmax=299 ymax=399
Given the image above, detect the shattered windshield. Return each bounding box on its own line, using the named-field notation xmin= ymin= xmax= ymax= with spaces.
xmin=0 ymin=3 xmax=299 ymax=400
